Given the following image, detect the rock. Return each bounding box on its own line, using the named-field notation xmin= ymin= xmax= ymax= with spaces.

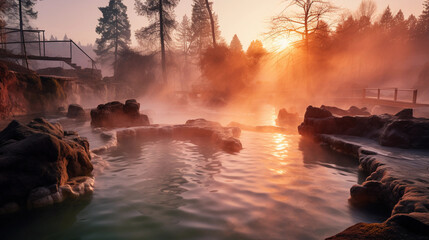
xmin=67 ymin=104 xmax=86 ymax=119
xmin=116 ymin=119 xmax=242 ymax=152
xmin=379 ymin=119 xmax=429 ymax=148
xmin=90 ymin=99 xmax=150 ymax=128
xmin=298 ymin=106 xmax=429 ymax=149
xmin=395 ymin=109 xmax=413 ymax=119
xmin=0 ymin=118 xmax=93 ymax=213
xmin=321 ymin=105 xmax=370 ymax=116
xmin=304 ymin=105 xmax=332 ymax=119
xmin=275 ymin=108 xmax=300 ymax=127
xmin=350 ymin=181 xmax=384 ymax=206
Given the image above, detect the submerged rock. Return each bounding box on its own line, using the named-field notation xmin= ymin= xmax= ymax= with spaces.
xmin=298 ymin=106 xmax=429 ymax=149
xmin=67 ymin=104 xmax=86 ymax=119
xmin=116 ymin=119 xmax=242 ymax=152
xmin=0 ymin=118 xmax=93 ymax=214
xmin=90 ymin=99 xmax=150 ymax=128
xmin=275 ymin=108 xmax=300 ymax=127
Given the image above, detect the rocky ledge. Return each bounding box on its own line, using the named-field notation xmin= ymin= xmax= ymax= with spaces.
xmin=321 ymin=135 xmax=429 ymax=240
xmin=90 ymin=99 xmax=150 ymax=128
xmin=0 ymin=118 xmax=94 ymax=214
xmin=299 ymin=106 xmax=429 ymax=149
xmin=117 ymin=119 xmax=242 ymax=152
xmin=297 ymin=106 xmax=429 ymax=239
xmin=321 ymin=105 xmax=370 ymax=116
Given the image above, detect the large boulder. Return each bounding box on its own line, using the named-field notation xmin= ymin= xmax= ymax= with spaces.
xmin=67 ymin=104 xmax=86 ymax=119
xmin=90 ymin=99 xmax=150 ymax=128
xmin=0 ymin=118 xmax=93 ymax=214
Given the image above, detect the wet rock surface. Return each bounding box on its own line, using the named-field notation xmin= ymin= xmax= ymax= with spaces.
xmin=0 ymin=118 xmax=94 ymax=214
xmin=117 ymin=119 xmax=242 ymax=153
xmin=299 ymin=106 xmax=429 ymax=149
xmin=67 ymin=104 xmax=86 ymax=119
xmin=90 ymin=99 xmax=150 ymax=128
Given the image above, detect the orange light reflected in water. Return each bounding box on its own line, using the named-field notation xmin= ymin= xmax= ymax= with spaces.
xmin=268 ymin=133 xmax=290 ymax=175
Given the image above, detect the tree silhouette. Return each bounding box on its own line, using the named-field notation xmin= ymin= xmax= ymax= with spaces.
xmin=135 ymin=0 xmax=179 ymax=83
xmin=204 ymin=0 xmax=216 ymax=46
xmin=417 ymin=0 xmax=429 ymax=39
xmin=95 ymin=0 xmax=131 ymax=79
xmin=190 ymin=0 xmax=221 ymax=56
xmin=230 ymin=34 xmax=243 ymax=52
xmin=176 ymin=15 xmax=192 ymax=57
xmin=268 ymin=0 xmax=335 ymax=54
xmin=2 ymin=0 xmax=37 ymax=28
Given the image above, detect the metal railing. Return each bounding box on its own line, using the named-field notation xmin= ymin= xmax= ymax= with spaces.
xmin=363 ymin=88 xmax=418 ymax=104
xmin=0 ymin=28 xmax=96 ymax=70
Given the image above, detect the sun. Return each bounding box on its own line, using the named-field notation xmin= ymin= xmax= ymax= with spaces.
xmin=266 ymin=37 xmax=295 ymax=52
xmin=276 ymin=38 xmax=292 ymax=50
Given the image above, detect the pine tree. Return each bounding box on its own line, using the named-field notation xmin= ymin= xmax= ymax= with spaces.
xmin=135 ymin=0 xmax=179 ymax=83
xmin=176 ymin=15 xmax=192 ymax=56
xmin=95 ymin=0 xmax=131 ymax=78
xmin=379 ymin=6 xmax=393 ymax=31
xmin=190 ymin=0 xmax=221 ymax=55
xmin=230 ymin=34 xmax=243 ymax=52
xmin=2 ymin=0 xmax=37 ymax=28
xmin=417 ymin=0 xmax=429 ymax=39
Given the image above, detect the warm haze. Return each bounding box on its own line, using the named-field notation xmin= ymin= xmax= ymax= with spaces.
xmin=1 ymin=0 xmax=429 ymax=240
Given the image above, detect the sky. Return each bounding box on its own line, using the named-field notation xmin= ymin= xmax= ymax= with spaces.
xmin=34 ymin=0 xmax=426 ymax=49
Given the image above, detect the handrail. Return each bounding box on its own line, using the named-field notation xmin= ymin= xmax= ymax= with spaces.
xmin=363 ymin=88 xmax=418 ymax=104
xmin=71 ymin=40 xmax=96 ymax=65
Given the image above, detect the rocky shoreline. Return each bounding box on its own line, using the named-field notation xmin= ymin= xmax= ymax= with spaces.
xmin=297 ymin=106 xmax=429 ymax=239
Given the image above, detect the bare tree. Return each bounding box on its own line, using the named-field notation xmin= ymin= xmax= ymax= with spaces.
xmin=268 ymin=0 xmax=335 ymax=53
xmin=355 ymin=0 xmax=377 ymax=21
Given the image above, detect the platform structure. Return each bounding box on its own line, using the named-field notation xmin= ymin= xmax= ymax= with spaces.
xmin=0 ymin=27 xmax=96 ymax=70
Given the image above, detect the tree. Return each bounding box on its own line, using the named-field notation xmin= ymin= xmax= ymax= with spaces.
xmin=95 ymin=0 xmax=131 ymax=79
xmin=379 ymin=6 xmax=393 ymax=31
xmin=230 ymin=34 xmax=243 ymax=52
xmin=190 ymin=0 xmax=221 ymax=56
xmin=176 ymin=15 xmax=192 ymax=57
xmin=355 ymin=0 xmax=377 ymax=21
xmin=416 ymin=0 xmax=429 ymax=39
xmin=176 ymin=15 xmax=192 ymax=90
xmin=2 ymin=0 xmax=37 ymax=28
xmin=246 ymin=40 xmax=266 ymax=58
xmin=204 ymin=0 xmax=216 ymax=46
xmin=407 ymin=14 xmax=418 ymax=38
xmin=135 ymin=0 xmax=179 ymax=83
xmin=392 ymin=10 xmax=407 ymax=38
xmin=268 ymin=0 xmax=335 ymax=54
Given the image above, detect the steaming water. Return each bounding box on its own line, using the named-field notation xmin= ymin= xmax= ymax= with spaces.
xmin=0 ymin=109 xmax=386 ymax=240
